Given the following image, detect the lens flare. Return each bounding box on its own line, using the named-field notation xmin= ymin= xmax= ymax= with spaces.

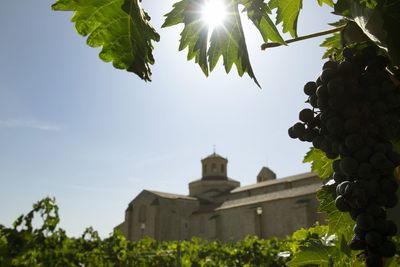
xmin=201 ymin=0 xmax=227 ymax=31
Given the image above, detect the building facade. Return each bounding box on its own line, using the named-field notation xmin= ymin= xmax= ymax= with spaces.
xmin=115 ymin=153 xmax=325 ymax=241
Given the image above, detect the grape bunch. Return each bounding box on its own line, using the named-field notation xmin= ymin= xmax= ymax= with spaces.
xmin=289 ymin=46 xmax=400 ymax=266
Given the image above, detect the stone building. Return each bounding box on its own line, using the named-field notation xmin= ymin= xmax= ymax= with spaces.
xmin=115 ymin=153 xmax=325 ymax=241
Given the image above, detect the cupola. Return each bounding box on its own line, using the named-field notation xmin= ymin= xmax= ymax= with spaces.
xmin=201 ymin=152 xmax=228 ymax=180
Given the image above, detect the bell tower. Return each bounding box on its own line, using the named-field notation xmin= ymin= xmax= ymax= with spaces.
xmin=201 ymin=152 xmax=228 ymax=179
xmin=189 ymin=152 xmax=239 ymax=199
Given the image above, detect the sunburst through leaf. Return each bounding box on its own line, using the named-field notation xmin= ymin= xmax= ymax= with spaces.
xmin=200 ymin=0 xmax=227 ymax=31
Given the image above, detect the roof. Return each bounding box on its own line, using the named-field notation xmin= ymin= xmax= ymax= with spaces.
xmin=230 ymin=172 xmax=318 ymax=193
xmin=202 ymin=152 xmax=227 ymax=160
xmin=189 ymin=177 xmax=239 ymax=184
xmin=145 ymin=190 xmax=198 ymax=201
xmin=257 ymin=167 xmax=276 ymax=178
xmin=216 ymin=183 xmax=321 ymax=211
xmin=192 ymin=204 xmax=220 ymax=215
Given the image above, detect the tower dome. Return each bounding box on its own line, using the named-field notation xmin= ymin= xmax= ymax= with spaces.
xmin=201 ymin=152 xmax=228 ymax=180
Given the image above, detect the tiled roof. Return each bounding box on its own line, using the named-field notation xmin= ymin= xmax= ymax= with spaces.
xmin=230 ymin=172 xmax=318 ymax=193
xmin=146 ymin=190 xmax=198 ymax=201
xmin=216 ymin=183 xmax=321 ymax=211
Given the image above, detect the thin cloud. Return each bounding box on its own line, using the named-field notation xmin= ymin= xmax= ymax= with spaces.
xmin=0 ymin=118 xmax=63 ymax=131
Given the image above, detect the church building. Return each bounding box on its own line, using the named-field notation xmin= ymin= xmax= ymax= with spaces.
xmin=115 ymin=153 xmax=325 ymax=241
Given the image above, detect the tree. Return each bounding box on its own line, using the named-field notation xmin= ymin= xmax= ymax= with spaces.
xmin=50 ymin=0 xmax=400 ymax=266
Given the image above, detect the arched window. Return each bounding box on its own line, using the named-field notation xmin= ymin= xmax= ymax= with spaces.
xmin=211 ymin=163 xmax=217 ymax=172
xmin=203 ymin=164 xmax=207 ymax=174
xmin=221 ymin=164 xmax=224 ymax=172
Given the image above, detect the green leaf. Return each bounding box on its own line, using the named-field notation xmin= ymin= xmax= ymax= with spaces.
xmin=239 ymin=0 xmax=286 ymax=44
xmin=333 ymin=0 xmax=351 ymax=17
xmin=303 ymin=148 xmax=334 ymax=180
xmin=360 ymin=0 xmax=378 ymax=9
xmin=317 ymin=185 xmax=354 ymax=240
xmin=350 ymin=1 xmax=387 ymax=50
xmin=334 ymin=0 xmax=400 ymax=67
xmin=163 ymin=0 xmax=260 ymax=87
xmin=52 ymin=0 xmax=160 ymax=81
xmin=269 ymin=0 xmax=303 ymax=38
xmin=287 ymin=242 xmax=334 ymax=266
xmin=320 ymin=33 xmax=342 ymax=59
xmin=317 ymin=0 xmax=334 ymax=7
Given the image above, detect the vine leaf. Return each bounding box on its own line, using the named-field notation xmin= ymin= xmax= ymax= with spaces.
xmin=317 ymin=0 xmax=334 ymax=7
xmin=303 ymin=148 xmax=334 ymax=180
xmin=334 ymin=0 xmax=400 ymax=67
xmin=317 ymin=185 xmax=354 ymax=241
xmin=287 ymin=242 xmax=334 ymax=266
xmin=320 ymin=32 xmax=342 ymax=59
xmin=269 ymin=0 xmax=303 ymax=38
xmin=52 ymin=0 xmax=160 ymax=81
xmin=163 ymin=0 xmax=264 ymax=87
xmin=239 ymin=0 xmax=286 ymax=45
xmin=270 ymin=0 xmax=333 ymax=38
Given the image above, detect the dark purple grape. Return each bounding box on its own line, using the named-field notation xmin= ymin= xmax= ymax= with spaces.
xmin=304 ymin=81 xmax=317 ymax=95
xmin=357 ymin=213 xmax=375 ymax=230
xmin=340 ymin=157 xmax=359 ymax=176
xmin=299 ymin=109 xmax=314 ymax=123
xmin=335 ymin=195 xmax=351 ymax=211
xmin=349 ymin=234 xmax=366 ymax=250
xmin=293 ymin=49 xmax=399 ymax=263
xmin=379 ymin=240 xmax=396 ymax=258
xmin=365 ymin=231 xmax=383 ymax=247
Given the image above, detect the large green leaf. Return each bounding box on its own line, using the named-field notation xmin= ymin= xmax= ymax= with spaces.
xmin=334 ymin=0 xmax=400 ymax=67
xmin=320 ymin=33 xmax=342 ymax=59
xmin=287 ymin=242 xmax=334 ymax=267
xmin=239 ymin=0 xmax=286 ymax=44
xmin=52 ymin=0 xmax=160 ymax=81
xmin=317 ymin=185 xmax=354 ymax=240
xmin=269 ymin=0 xmax=303 ymax=38
xmin=303 ymin=148 xmax=334 ymax=180
xmin=163 ymin=0 xmax=277 ymax=87
xmin=163 ymin=0 xmax=209 ymax=76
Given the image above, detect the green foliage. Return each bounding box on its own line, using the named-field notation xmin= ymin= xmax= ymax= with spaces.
xmin=287 ymin=243 xmax=334 ymax=266
xmin=51 ymin=0 xmax=345 ymax=86
xmin=162 ymin=0 xmax=209 ymax=76
xmin=0 ymin=198 xmax=291 ymax=266
xmin=317 ymin=186 xmax=353 ymax=241
xmin=317 ymin=0 xmax=334 ymax=7
xmin=268 ymin=0 xmax=302 ymax=38
xmin=2 ymin=198 xmax=400 ymax=266
xmin=239 ymin=0 xmax=286 ymax=45
xmin=51 ymin=0 xmax=160 ymax=81
xmin=333 ymin=0 xmax=400 ymax=67
xmin=163 ymin=0 xmax=262 ymax=87
xmin=303 ymin=148 xmax=334 ymax=180
xmin=320 ymin=33 xmax=342 ymax=59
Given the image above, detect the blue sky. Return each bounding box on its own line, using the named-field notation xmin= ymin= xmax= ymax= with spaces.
xmin=0 ymin=0 xmax=337 ymax=236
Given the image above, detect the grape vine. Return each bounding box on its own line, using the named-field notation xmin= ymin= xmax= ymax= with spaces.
xmin=289 ymin=45 xmax=400 ymax=266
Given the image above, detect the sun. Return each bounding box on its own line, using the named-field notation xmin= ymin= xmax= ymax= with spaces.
xmin=201 ymin=0 xmax=228 ymax=31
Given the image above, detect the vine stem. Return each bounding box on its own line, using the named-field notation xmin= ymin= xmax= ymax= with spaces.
xmin=261 ymin=25 xmax=346 ymax=50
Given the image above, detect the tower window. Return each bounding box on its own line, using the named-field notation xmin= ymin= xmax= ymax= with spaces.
xmin=203 ymin=164 xmax=207 ymax=173
xmin=212 ymin=163 xmax=217 ymax=172
xmin=221 ymin=164 xmax=224 ymax=172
